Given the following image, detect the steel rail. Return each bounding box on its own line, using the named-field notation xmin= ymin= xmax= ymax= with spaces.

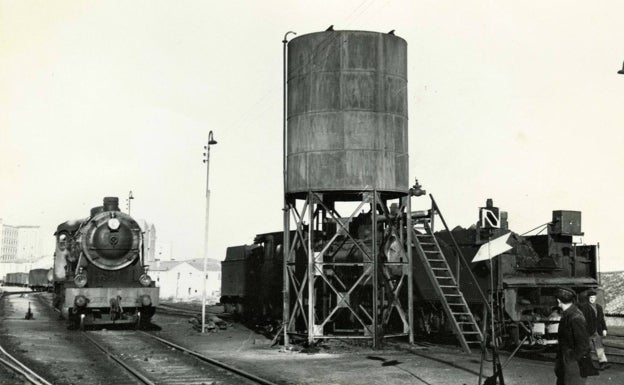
xmin=0 ymin=291 xmax=34 ymax=296
xmin=0 ymin=344 xmax=52 ymax=385
xmin=0 ymin=357 xmax=41 ymax=385
xmin=140 ymin=332 xmax=279 ymax=385
xmin=156 ymin=305 xmax=200 ymax=317
xmin=81 ymin=332 xmax=155 ymax=385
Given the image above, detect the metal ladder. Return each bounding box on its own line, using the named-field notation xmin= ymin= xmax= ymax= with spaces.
xmin=411 ymin=206 xmax=483 ymax=353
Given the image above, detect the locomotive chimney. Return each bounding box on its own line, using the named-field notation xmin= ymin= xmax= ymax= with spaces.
xmin=90 ymin=206 xmax=104 ymax=217
xmin=103 ymin=197 xmax=120 ymax=212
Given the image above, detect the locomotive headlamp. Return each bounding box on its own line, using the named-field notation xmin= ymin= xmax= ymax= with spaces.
xmin=139 ymin=274 xmax=152 ymax=287
xmin=74 ymin=273 xmax=88 ymax=288
xmin=140 ymin=295 xmax=152 ymax=306
xmin=107 ymin=218 xmax=121 ymax=231
xmin=74 ymin=295 xmax=89 ymax=308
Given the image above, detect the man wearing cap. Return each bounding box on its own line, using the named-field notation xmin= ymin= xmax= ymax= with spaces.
xmin=580 ymin=290 xmax=610 ymax=370
xmin=555 ymin=287 xmax=591 ymax=385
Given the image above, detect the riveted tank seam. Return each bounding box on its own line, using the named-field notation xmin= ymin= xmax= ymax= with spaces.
xmin=287 ymin=110 xmax=407 ymax=119
xmin=288 ymin=149 xmax=406 ymax=154
xmin=288 ymin=69 xmax=407 ymax=79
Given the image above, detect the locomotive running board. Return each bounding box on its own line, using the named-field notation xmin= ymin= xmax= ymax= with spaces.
xmin=412 ymin=196 xmax=484 ymax=354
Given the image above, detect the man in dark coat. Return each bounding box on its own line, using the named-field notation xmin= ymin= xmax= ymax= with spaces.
xmin=555 ymin=287 xmax=591 ymax=385
xmin=580 ymin=290 xmax=610 ymax=370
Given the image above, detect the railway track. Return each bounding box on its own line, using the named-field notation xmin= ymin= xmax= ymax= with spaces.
xmin=2 ymin=291 xmax=144 ymax=384
xmin=0 ymin=343 xmax=52 ymax=385
xmin=82 ymin=330 xmax=278 ymax=385
xmin=156 ymin=303 xmax=201 ymax=317
xmin=0 ymin=290 xmax=35 ymax=297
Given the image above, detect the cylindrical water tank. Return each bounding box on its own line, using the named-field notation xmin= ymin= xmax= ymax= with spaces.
xmin=287 ymin=30 xmax=409 ymax=198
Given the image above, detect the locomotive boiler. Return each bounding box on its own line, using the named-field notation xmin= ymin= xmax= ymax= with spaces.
xmin=52 ymin=197 xmax=158 ymax=329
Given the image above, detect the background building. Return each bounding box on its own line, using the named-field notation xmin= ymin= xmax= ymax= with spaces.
xmin=150 ymin=258 xmax=221 ymax=302
xmin=0 ymin=219 xmax=19 ymax=263
xmin=0 ymin=219 xmax=44 ymax=280
xmin=136 ymin=219 xmax=157 ymax=263
xmin=16 ymin=226 xmax=41 ymax=260
xmin=154 ymin=240 xmax=173 ymax=262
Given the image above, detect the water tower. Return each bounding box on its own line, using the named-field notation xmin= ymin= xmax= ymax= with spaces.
xmin=282 ymin=30 xmax=414 ymax=347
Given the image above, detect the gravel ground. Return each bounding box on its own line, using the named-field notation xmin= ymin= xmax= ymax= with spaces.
xmin=150 ymin=303 xmax=624 ymax=385
xmin=2 ymin=290 xmax=623 ymax=385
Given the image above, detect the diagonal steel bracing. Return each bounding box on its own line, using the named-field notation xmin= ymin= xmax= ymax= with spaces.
xmin=284 ymin=191 xmax=413 ymax=346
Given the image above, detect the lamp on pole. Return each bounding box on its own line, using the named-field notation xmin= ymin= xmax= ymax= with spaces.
xmin=201 ymin=131 xmax=217 ymax=333
xmin=126 ymin=191 xmax=134 ymax=215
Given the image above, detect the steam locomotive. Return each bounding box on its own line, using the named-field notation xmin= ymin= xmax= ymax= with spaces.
xmin=220 ymin=200 xmax=600 ymax=349
xmin=53 ymin=197 xmax=158 ymax=329
xmin=418 ymin=202 xmax=600 ymax=349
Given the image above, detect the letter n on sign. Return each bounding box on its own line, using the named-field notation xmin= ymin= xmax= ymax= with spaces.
xmin=480 ymin=208 xmax=500 ymax=229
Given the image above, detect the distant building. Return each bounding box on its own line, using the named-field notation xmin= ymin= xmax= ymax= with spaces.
xmin=154 ymin=241 xmax=173 ymax=262
xmin=5 ymin=255 xmax=53 ymax=273
xmin=0 ymin=219 xmax=43 ymax=280
xmin=150 ymin=258 xmax=221 ymax=302
xmin=0 ymin=219 xmax=18 ymax=263
xmin=145 ymin=223 xmax=156 ymax=263
xmin=136 ymin=219 xmax=157 ymax=263
xmin=16 ymin=226 xmax=41 ymax=260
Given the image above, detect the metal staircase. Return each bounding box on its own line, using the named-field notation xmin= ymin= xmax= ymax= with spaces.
xmin=411 ymin=198 xmax=484 ymax=353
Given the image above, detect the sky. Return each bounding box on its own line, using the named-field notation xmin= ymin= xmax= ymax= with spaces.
xmin=1 ymin=1 xmax=623 ymax=271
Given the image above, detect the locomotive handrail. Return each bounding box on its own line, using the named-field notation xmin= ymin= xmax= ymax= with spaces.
xmin=429 ymin=194 xmax=489 ymax=306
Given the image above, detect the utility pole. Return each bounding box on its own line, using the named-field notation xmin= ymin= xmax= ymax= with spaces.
xmin=201 ymin=131 xmax=217 ymax=333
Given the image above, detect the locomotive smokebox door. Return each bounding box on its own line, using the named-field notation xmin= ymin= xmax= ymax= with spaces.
xmin=551 ymin=211 xmax=582 ymax=236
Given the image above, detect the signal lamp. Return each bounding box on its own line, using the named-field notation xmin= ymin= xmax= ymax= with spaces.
xmin=139 ymin=274 xmax=152 ymax=287
xmin=74 ymin=274 xmax=88 ymax=288
xmin=74 ymin=295 xmax=89 ymax=307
